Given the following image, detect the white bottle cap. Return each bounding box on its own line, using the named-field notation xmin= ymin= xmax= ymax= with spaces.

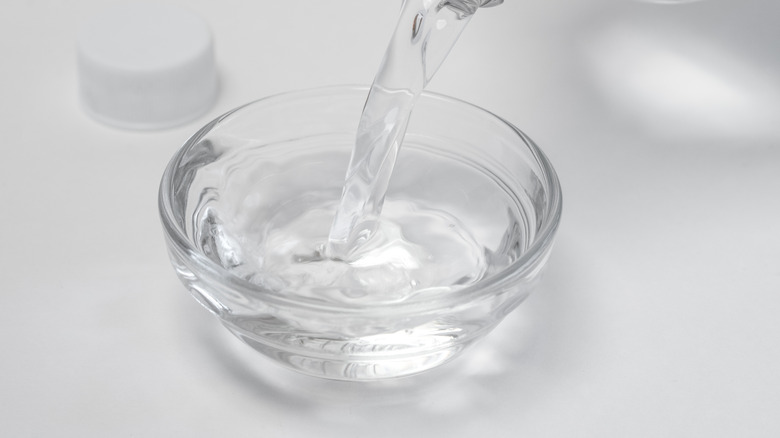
xmin=77 ymin=2 xmax=218 ymax=130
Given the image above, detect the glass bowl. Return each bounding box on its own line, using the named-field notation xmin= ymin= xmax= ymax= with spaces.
xmin=159 ymin=85 xmax=562 ymax=380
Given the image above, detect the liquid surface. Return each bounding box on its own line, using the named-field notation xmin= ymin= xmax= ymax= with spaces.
xmin=190 ymin=141 xmax=526 ymax=304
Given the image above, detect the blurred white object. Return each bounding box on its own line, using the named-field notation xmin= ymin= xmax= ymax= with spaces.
xmin=581 ymin=1 xmax=780 ymax=140
xmin=77 ymin=2 xmax=218 ymax=130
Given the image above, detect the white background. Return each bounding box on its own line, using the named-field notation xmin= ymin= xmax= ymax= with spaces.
xmin=1 ymin=0 xmax=779 ymax=436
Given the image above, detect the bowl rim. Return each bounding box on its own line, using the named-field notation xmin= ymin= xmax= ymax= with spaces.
xmin=158 ymin=84 xmax=562 ymax=315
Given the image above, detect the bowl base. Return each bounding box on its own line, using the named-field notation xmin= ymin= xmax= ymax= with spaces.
xmin=226 ymin=326 xmax=471 ymax=381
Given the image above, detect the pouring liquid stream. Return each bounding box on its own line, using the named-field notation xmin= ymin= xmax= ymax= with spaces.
xmin=326 ymin=0 xmax=480 ymax=260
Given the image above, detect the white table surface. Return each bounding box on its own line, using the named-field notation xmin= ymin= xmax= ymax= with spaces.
xmin=2 ymin=1 xmax=779 ymax=436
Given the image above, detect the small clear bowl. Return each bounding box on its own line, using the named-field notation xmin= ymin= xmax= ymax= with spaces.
xmin=159 ymin=86 xmax=562 ymax=380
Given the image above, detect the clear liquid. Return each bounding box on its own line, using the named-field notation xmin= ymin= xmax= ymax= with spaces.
xmin=190 ymin=139 xmax=527 ymax=305
xmin=191 ymin=1 xmax=511 ymax=304
xmin=326 ymin=0 xmax=478 ymax=259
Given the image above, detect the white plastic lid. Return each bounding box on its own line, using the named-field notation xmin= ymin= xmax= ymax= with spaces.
xmin=77 ymin=2 xmax=218 ymax=130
